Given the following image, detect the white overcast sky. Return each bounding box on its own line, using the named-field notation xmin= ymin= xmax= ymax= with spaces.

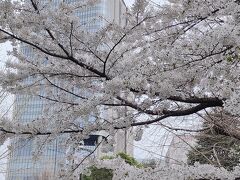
xmin=125 ymin=0 xmax=163 ymax=7
xmin=125 ymin=0 xmax=135 ymax=6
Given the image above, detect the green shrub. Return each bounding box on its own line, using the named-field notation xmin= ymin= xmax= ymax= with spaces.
xmin=82 ymin=167 xmax=113 ymax=180
xmin=117 ymin=152 xmax=143 ymax=168
xmin=82 ymin=152 xmax=142 ymax=180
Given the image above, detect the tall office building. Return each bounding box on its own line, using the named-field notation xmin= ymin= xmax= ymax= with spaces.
xmin=6 ymin=0 xmax=127 ymax=179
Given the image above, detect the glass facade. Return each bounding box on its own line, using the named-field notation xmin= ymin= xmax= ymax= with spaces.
xmin=6 ymin=43 xmax=66 ymax=180
xmin=6 ymin=0 xmax=126 ymax=179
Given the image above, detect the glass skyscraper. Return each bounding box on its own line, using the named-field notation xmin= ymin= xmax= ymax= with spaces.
xmin=6 ymin=0 xmax=127 ymax=179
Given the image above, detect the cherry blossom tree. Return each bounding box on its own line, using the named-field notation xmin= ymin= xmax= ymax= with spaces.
xmin=0 ymin=0 xmax=240 ymax=178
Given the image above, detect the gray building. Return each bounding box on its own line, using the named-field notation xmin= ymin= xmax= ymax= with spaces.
xmin=165 ymin=134 xmax=196 ymax=166
xmin=6 ymin=0 xmax=128 ymax=179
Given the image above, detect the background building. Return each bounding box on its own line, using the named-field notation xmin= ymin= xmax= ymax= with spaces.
xmin=165 ymin=134 xmax=196 ymax=166
xmin=6 ymin=1 xmax=128 ymax=179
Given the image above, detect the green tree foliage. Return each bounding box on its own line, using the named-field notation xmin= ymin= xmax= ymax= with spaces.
xmin=141 ymin=159 xmax=157 ymax=169
xmin=83 ymin=153 xmax=142 ymax=180
xmin=82 ymin=167 xmax=113 ymax=180
xmin=117 ymin=152 xmax=143 ymax=168
xmin=187 ymin=122 xmax=240 ymax=170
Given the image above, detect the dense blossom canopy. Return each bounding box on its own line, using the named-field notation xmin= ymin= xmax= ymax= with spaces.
xmin=0 ymin=0 xmax=240 ymax=178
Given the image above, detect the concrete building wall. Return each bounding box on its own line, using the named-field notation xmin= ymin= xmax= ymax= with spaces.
xmin=105 ymin=0 xmax=127 ymax=27
xmin=114 ymin=129 xmax=134 ymax=155
xmin=165 ymin=134 xmax=196 ymax=166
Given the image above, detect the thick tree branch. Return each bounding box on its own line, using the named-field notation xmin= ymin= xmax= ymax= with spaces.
xmin=0 ymin=127 xmax=82 ymax=136
xmin=130 ymin=101 xmax=223 ymax=127
xmin=0 ymin=100 xmax=225 ymax=137
xmin=168 ymin=96 xmax=224 ymax=104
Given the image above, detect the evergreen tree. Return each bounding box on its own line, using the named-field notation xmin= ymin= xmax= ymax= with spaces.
xmin=187 ymin=122 xmax=240 ymax=170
